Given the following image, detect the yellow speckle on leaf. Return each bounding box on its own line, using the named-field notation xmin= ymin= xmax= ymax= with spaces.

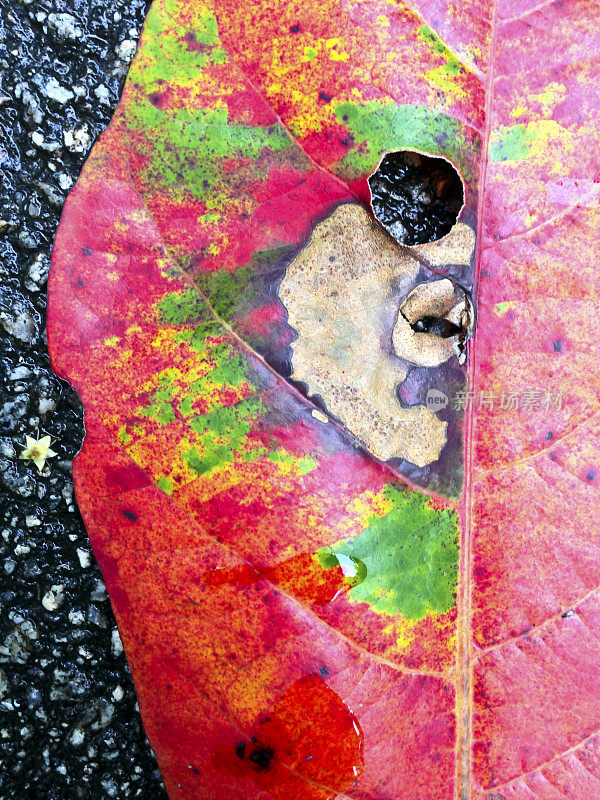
xmin=19 ymin=435 xmax=57 ymax=473
xmin=495 ymin=301 xmax=517 ymax=316
xmin=325 ymin=38 xmax=350 ymax=62
xmin=510 ymin=105 xmax=529 ymax=120
xmin=383 ymin=615 xmax=420 ymax=652
xmin=328 ymin=50 xmax=349 ymax=62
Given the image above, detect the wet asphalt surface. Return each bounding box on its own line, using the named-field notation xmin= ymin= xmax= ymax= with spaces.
xmin=0 ymin=1 xmax=168 ymax=797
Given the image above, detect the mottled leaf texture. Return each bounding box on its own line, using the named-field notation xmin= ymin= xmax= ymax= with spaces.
xmin=47 ymin=1 xmax=600 ymax=798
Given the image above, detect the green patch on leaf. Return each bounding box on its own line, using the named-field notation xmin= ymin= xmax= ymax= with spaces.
xmin=195 ymin=266 xmax=254 ymax=321
xmin=117 ymin=426 xmax=132 ymax=445
xmin=183 ymin=396 xmax=265 ymax=475
xmin=333 ymin=100 xmax=474 ymax=182
xmin=156 ymin=475 xmax=174 ymax=494
xmin=126 ymin=102 xmax=293 ymax=201
xmin=173 ymin=321 xmax=222 ymax=354
xmin=129 ymin=1 xmax=224 ymax=94
xmin=205 ymin=343 xmax=248 ymax=386
xmin=296 ymin=455 xmax=318 ymax=475
xmin=489 ymin=124 xmax=534 ymax=162
xmin=158 ymin=288 xmax=211 ymax=326
xmin=195 ymin=244 xmax=297 ymax=326
xmin=318 ymin=485 xmax=459 ymax=619
xmin=267 ymin=450 xmax=318 ymax=475
xmin=417 ymin=25 xmax=463 ymax=77
xmin=137 ymin=373 xmax=178 ymax=426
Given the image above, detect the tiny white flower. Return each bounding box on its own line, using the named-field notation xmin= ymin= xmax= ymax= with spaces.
xmin=19 ymin=434 xmax=57 ymax=473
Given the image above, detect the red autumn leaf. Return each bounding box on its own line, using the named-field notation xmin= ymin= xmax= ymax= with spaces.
xmin=47 ymin=1 xmax=600 ymax=799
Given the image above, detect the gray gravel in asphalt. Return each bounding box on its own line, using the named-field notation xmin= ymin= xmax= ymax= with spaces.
xmin=0 ymin=1 xmax=169 ymax=797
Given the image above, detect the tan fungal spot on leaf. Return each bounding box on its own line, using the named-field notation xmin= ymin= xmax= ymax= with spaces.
xmin=278 ymin=203 xmax=450 ymax=468
xmin=413 ymin=221 xmax=475 ymax=267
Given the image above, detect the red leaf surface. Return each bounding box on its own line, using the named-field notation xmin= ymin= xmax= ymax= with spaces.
xmin=47 ymin=1 xmax=600 ymax=798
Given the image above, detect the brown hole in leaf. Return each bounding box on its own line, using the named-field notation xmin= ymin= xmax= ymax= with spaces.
xmin=368 ymin=150 xmax=464 ymax=245
xmin=393 ymin=278 xmax=474 ymax=367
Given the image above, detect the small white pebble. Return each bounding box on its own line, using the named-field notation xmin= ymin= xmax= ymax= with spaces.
xmin=25 ymin=515 xmax=41 ymax=528
xmin=62 ymin=484 xmax=74 ymax=505
xmin=9 ymin=365 xmax=31 ymax=380
xmin=69 ymin=728 xmax=85 ymax=746
xmin=76 ymin=548 xmax=92 ymax=568
xmin=117 ymin=39 xmax=137 ymax=60
xmin=93 ymin=84 xmax=110 ymax=103
xmin=42 ymin=585 xmax=65 ymax=611
xmin=44 ymin=77 xmax=74 ymax=105
xmin=112 ymin=685 xmax=124 ymax=702
xmin=38 ymin=397 xmax=56 ymax=416
xmin=311 ymin=409 xmax=329 ymax=424
xmin=111 ymin=628 xmax=123 ymax=657
xmin=68 ymin=609 xmax=85 ymax=626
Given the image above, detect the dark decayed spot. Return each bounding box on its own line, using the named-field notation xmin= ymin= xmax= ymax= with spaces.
xmin=553 ymin=340 xmax=562 ymax=351
xmin=184 ymin=33 xmax=212 ymax=53
xmin=588 ymin=470 xmax=595 ymax=480
xmin=122 ymin=509 xmax=137 ymax=521
xmin=368 ymin=150 xmax=464 ymax=245
xmin=82 ymin=246 xmax=92 ymax=256
xmin=545 ymin=431 xmax=553 ymax=440
xmin=235 ymin=742 xmax=246 ymax=759
xmin=290 ymin=23 xmax=301 ymax=32
xmin=248 ymin=746 xmax=276 ymax=770
xmin=318 ymin=91 xmax=332 ymax=102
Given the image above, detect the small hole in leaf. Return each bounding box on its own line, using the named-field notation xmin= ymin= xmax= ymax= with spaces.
xmin=411 ymin=315 xmax=463 ymax=338
xmin=368 ymin=151 xmax=464 ymax=246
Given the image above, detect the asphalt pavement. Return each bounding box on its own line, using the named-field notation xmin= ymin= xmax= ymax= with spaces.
xmin=0 ymin=1 xmax=168 ymax=797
